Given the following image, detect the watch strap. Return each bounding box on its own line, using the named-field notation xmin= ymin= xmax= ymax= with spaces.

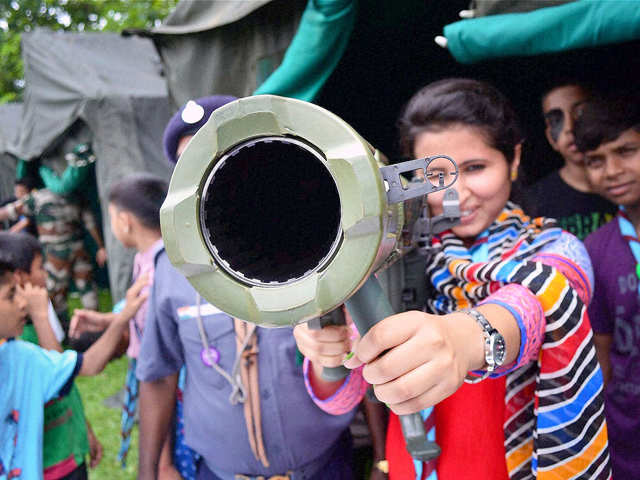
xmin=462 ymin=308 xmax=502 ymax=384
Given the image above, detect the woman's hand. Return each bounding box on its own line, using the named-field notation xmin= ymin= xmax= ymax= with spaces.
xmin=344 ymin=310 xmax=484 ymax=415
xmin=294 ymin=320 xmax=354 ymax=399
xmin=293 ymin=322 xmax=352 ymax=369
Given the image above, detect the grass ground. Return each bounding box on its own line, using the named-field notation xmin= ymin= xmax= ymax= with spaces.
xmin=70 ymin=289 xmax=139 ymax=479
xmin=76 ymin=356 xmax=138 ymax=479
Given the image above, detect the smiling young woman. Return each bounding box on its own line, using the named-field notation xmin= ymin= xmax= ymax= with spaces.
xmin=297 ymin=79 xmax=612 ymax=480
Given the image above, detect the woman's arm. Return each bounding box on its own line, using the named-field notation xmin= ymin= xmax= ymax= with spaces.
xmin=344 ymin=302 xmax=521 ymax=415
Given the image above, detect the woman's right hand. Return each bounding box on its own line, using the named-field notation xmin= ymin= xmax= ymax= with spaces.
xmin=344 ymin=310 xmax=484 ymax=415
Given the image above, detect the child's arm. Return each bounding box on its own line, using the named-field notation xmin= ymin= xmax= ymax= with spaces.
xmin=81 ymin=207 xmax=107 ymax=267
xmin=8 ymin=217 xmax=31 ymax=233
xmin=86 ymin=419 xmax=103 ymax=469
xmin=0 ymin=195 xmax=32 ymax=222
xmin=0 ymin=204 xmax=12 ymax=221
xmin=158 ymin=437 xmax=181 ymax=480
xmin=138 ymin=373 xmax=179 ymax=480
xmin=19 ymin=283 xmax=62 ymax=352
xmin=69 ymin=309 xmax=116 ymax=338
xmin=364 ymin=397 xmax=389 ymax=480
xmin=79 ymin=274 xmax=148 ymax=376
xmin=593 ymin=333 xmax=613 ymax=385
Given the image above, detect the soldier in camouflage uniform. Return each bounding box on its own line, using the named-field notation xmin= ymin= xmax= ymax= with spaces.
xmin=0 ymin=146 xmax=106 ymax=322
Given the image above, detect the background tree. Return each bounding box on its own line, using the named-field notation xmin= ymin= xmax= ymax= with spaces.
xmin=0 ymin=0 xmax=177 ymax=103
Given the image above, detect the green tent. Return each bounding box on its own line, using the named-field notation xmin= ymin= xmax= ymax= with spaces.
xmin=146 ymin=0 xmax=640 ymax=185
xmin=0 ymin=103 xmax=21 ymax=204
xmin=13 ymin=29 xmax=173 ymax=302
xmin=144 ymin=0 xmax=640 ymax=311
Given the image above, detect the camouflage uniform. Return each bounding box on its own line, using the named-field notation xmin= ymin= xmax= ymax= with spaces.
xmin=5 ymin=188 xmax=99 ymax=316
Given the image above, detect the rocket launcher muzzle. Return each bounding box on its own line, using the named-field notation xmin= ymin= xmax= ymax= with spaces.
xmin=161 ymin=95 xmax=458 ymax=463
xmin=161 ymin=95 xmax=458 ymax=328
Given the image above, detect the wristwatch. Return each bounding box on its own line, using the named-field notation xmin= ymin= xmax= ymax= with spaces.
xmin=374 ymin=459 xmax=389 ymax=474
xmin=463 ymin=308 xmax=506 ymax=384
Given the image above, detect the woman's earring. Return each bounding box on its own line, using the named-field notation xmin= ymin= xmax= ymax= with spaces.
xmin=511 ymin=170 xmax=518 ymax=181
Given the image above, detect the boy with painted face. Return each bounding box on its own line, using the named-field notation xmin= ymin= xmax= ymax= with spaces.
xmin=524 ymin=82 xmax=616 ymax=239
xmin=574 ymin=92 xmax=640 ymax=479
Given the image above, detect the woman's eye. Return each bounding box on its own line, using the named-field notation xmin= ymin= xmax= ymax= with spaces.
xmin=464 ymin=164 xmax=485 ymax=173
xmin=620 ymin=147 xmax=638 ymax=158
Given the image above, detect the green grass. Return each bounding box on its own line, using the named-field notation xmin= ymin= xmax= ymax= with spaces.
xmin=75 ymin=355 xmax=139 ymax=479
xmin=70 ymin=288 xmax=138 ymax=478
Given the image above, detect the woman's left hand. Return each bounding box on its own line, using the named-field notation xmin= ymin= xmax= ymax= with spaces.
xmin=344 ymin=310 xmax=483 ymax=415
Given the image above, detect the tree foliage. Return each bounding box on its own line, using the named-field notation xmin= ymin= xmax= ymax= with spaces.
xmin=0 ymin=0 xmax=178 ymax=103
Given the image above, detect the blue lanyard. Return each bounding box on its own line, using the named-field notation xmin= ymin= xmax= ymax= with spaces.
xmin=617 ymin=208 xmax=640 ymax=292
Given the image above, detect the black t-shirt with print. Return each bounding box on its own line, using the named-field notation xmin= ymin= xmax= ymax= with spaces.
xmin=522 ymin=170 xmax=617 ymax=240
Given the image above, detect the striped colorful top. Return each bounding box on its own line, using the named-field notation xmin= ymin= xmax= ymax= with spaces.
xmin=310 ymin=204 xmax=611 ymax=480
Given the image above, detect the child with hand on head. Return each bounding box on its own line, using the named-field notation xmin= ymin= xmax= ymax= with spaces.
xmin=296 ymin=78 xmax=611 ymax=480
xmin=574 ymin=92 xmax=640 ymax=479
xmin=0 ymin=249 xmax=147 ymax=480
xmin=0 ymin=231 xmax=103 ymax=478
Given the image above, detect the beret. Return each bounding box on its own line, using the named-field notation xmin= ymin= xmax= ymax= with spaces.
xmin=163 ymin=95 xmax=237 ymax=164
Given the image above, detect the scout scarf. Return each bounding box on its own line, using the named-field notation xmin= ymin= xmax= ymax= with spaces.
xmin=617 ymin=207 xmax=640 ymax=294
xmin=233 ymin=318 xmax=270 ymax=468
xmin=416 ymin=202 xmax=610 ymax=479
xmin=194 ymin=294 xmax=270 ymax=467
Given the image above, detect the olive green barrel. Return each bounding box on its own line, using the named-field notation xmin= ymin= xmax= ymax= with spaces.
xmin=161 ymin=95 xmax=404 ymax=327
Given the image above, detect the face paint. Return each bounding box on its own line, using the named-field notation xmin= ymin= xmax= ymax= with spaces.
xmin=544 ymin=108 xmax=564 ymax=143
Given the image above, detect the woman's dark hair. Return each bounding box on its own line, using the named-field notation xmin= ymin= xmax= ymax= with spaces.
xmin=574 ymin=92 xmax=640 ymax=153
xmin=0 ymin=232 xmax=41 ymax=272
xmin=108 ymin=174 xmax=168 ymax=230
xmin=397 ymin=78 xmax=523 ymax=163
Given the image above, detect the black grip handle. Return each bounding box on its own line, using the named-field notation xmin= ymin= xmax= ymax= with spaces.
xmin=308 ymin=308 xmax=350 ymax=381
xmin=345 ymin=276 xmax=441 ymax=462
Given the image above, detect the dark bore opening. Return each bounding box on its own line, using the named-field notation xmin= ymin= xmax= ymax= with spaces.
xmin=200 ymin=136 xmax=342 ymax=285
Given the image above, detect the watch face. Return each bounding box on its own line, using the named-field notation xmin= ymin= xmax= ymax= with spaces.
xmin=491 ymin=332 xmax=507 ymax=366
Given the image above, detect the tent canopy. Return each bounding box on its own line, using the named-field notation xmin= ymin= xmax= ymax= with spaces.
xmin=147 ymin=0 xmax=306 ymax=109
xmin=16 ymin=29 xmax=173 ymax=302
xmin=14 ymin=29 xmax=168 ymax=160
xmin=149 ymin=0 xmax=640 ymax=184
xmin=0 ymin=103 xmax=22 ymax=201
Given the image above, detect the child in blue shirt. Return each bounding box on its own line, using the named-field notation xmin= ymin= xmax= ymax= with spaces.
xmin=0 ymin=260 xmax=147 ymax=480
